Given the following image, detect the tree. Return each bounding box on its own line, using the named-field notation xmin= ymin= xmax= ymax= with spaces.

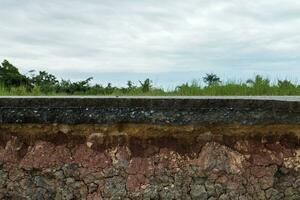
xmin=139 ymin=78 xmax=152 ymax=92
xmin=105 ymin=83 xmax=115 ymax=94
xmin=127 ymin=81 xmax=134 ymax=89
xmin=246 ymin=75 xmax=270 ymax=87
xmin=56 ymin=77 xmax=93 ymax=94
xmin=0 ymin=60 xmax=31 ymax=88
xmin=31 ymin=71 xmax=58 ymax=93
xmin=203 ymin=73 xmax=221 ymax=86
xmin=277 ymin=80 xmax=295 ymax=88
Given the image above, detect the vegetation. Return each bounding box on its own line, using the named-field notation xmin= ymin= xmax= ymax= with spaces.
xmin=203 ymin=73 xmax=221 ymax=86
xmin=0 ymin=59 xmax=299 ymax=96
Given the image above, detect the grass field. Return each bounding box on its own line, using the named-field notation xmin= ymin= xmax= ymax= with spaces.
xmin=1 ymin=78 xmax=300 ymax=96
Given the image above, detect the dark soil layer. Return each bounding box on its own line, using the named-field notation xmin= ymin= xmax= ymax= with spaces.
xmin=0 ymin=123 xmax=299 ymax=199
xmin=2 ymin=97 xmax=300 ymax=125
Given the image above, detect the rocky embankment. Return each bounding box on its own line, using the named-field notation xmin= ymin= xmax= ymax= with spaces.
xmin=0 ymin=97 xmax=299 ymax=199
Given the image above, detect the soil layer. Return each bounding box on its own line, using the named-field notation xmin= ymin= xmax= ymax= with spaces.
xmin=0 ymin=123 xmax=299 ymax=199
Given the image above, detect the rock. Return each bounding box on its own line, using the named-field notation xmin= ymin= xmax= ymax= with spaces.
xmin=59 ymin=125 xmax=71 ymax=134
xmin=61 ymin=189 xmax=75 ymax=200
xmin=0 ymin=170 xmax=7 ymax=187
xmin=66 ymin=177 xmax=75 ymax=185
xmin=115 ymin=147 xmax=131 ymax=168
xmin=54 ymin=188 xmax=63 ymax=200
xmin=284 ymin=187 xmax=297 ymax=197
xmin=190 ymin=184 xmax=208 ymax=199
xmin=265 ymin=188 xmax=283 ymax=200
xmin=219 ymin=194 xmax=230 ymax=200
xmin=88 ymin=183 xmax=98 ymax=193
xmin=191 ymin=142 xmax=245 ymax=174
xmin=31 ymin=187 xmax=48 ymax=200
xmin=196 ymin=132 xmax=213 ymax=142
xmin=34 ymin=176 xmax=49 ymax=188
xmin=284 ymin=195 xmax=300 ymax=200
xmin=283 ymin=150 xmax=300 ymax=171
xmin=62 ymin=164 xmax=80 ymax=178
xmin=259 ymin=176 xmax=274 ymax=190
xmin=208 ymin=197 xmax=217 ymax=200
xmin=158 ymin=186 xmax=177 ymax=199
xmin=87 ymin=133 xmax=105 ymax=148
xmin=214 ymin=184 xmax=225 ymax=196
xmin=127 ymin=174 xmax=146 ymax=192
xmin=143 ymin=185 xmax=159 ymax=200
xmin=103 ymin=177 xmax=126 ymax=198
xmin=54 ymin=170 xmax=65 ymax=180
xmin=279 ymin=167 xmax=290 ymax=174
xmin=294 ymin=178 xmax=300 ymax=188
xmin=20 ymin=141 xmax=72 ymax=169
xmin=205 ymin=181 xmax=216 ymax=197
xmin=239 ymin=195 xmax=250 ymax=200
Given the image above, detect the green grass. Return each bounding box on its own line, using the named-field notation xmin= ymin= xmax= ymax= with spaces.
xmin=2 ymin=80 xmax=300 ymax=96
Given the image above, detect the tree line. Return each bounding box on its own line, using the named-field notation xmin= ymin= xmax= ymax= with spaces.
xmin=0 ymin=59 xmax=299 ymax=96
xmin=0 ymin=60 xmax=158 ymax=95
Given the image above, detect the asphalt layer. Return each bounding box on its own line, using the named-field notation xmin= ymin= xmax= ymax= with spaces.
xmin=1 ymin=96 xmax=300 ymax=124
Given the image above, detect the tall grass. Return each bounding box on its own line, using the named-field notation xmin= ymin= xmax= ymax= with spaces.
xmin=1 ymin=79 xmax=300 ymax=96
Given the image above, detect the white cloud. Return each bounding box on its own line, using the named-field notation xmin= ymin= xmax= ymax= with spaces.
xmin=0 ymin=0 xmax=300 ymax=84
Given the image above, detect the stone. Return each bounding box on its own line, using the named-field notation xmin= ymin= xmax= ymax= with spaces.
xmin=20 ymin=141 xmax=72 ymax=169
xmin=87 ymin=132 xmax=105 ymax=147
xmin=208 ymin=197 xmax=217 ymax=200
xmin=190 ymin=184 xmax=208 ymax=199
xmin=159 ymin=186 xmax=177 ymax=199
xmin=259 ymin=176 xmax=274 ymax=190
xmin=143 ymin=185 xmax=159 ymax=200
xmin=205 ymin=181 xmax=216 ymax=197
xmin=238 ymin=195 xmax=249 ymax=200
xmin=192 ymin=142 xmax=245 ymax=174
xmin=34 ymin=176 xmax=49 ymax=188
xmin=127 ymin=174 xmax=146 ymax=192
xmin=62 ymin=163 xmax=80 ymax=179
xmin=265 ymin=188 xmax=283 ymax=200
xmin=61 ymin=189 xmax=75 ymax=200
xmin=88 ymin=183 xmax=98 ymax=193
xmin=54 ymin=170 xmax=65 ymax=180
xmin=214 ymin=184 xmax=225 ymax=196
xmin=66 ymin=177 xmax=75 ymax=185
xmin=0 ymin=170 xmax=8 ymax=187
xmin=103 ymin=177 xmax=127 ymax=198
xmin=294 ymin=178 xmax=300 ymax=188
xmin=219 ymin=194 xmax=230 ymax=200
xmin=284 ymin=187 xmax=297 ymax=197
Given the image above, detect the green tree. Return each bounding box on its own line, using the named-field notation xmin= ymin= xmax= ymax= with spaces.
xmin=246 ymin=75 xmax=271 ymax=95
xmin=105 ymin=83 xmax=115 ymax=94
xmin=56 ymin=77 xmax=93 ymax=94
xmin=246 ymin=75 xmax=270 ymax=87
xmin=127 ymin=81 xmax=134 ymax=89
xmin=31 ymin=71 xmax=58 ymax=93
xmin=0 ymin=60 xmax=31 ymax=88
xmin=277 ymin=80 xmax=295 ymax=88
xmin=139 ymin=78 xmax=152 ymax=92
xmin=203 ymin=73 xmax=221 ymax=86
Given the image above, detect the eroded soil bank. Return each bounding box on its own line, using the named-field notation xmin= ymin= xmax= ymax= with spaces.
xmin=0 ymin=123 xmax=299 ymax=200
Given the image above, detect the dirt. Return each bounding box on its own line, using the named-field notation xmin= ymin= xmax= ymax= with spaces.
xmin=0 ymin=123 xmax=299 ymax=199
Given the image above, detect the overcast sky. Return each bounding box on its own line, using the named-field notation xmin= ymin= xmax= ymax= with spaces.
xmin=1 ymin=0 xmax=300 ymax=87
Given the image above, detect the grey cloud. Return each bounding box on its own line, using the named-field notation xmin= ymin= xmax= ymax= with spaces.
xmin=0 ymin=0 xmax=300 ymax=85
